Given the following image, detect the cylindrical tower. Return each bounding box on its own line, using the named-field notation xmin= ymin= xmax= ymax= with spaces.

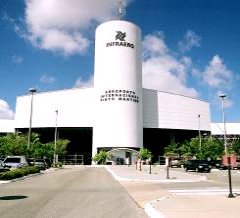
xmin=93 ymin=20 xmax=142 ymax=156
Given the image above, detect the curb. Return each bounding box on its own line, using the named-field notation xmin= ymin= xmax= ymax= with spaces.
xmin=0 ymin=168 xmax=58 ymax=184
xmin=144 ymin=194 xmax=176 ymax=218
xmin=105 ymin=166 xmax=208 ymax=183
xmin=105 ymin=166 xmax=171 ymax=218
xmin=0 ymin=172 xmax=43 ymax=184
xmin=145 ymin=203 xmax=165 ymax=218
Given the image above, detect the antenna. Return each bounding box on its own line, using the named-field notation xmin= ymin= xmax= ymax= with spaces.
xmin=118 ymin=0 xmax=124 ymax=20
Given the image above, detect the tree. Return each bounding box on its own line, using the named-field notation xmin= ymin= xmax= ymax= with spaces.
xmin=164 ymin=136 xmax=224 ymax=160
xmin=201 ymin=137 xmax=224 ymax=160
xmin=92 ymin=150 xmax=109 ymax=164
xmin=189 ymin=137 xmax=203 ymax=159
xmin=33 ymin=139 xmax=70 ymax=159
xmin=0 ymin=133 xmax=28 ymax=156
xmin=139 ymin=148 xmax=152 ymax=160
xmin=55 ymin=139 xmax=69 ymax=155
xmin=164 ymin=140 xmax=193 ymax=158
xmin=164 ymin=141 xmax=180 ymax=157
xmin=231 ymin=138 xmax=240 ymax=155
xmin=0 ymin=133 xmax=69 ymax=161
xmin=31 ymin=142 xmax=54 ymax=159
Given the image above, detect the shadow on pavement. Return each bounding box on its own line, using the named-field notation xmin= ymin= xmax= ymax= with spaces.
xmin=0 ymin=195 xmax=28 ymax=200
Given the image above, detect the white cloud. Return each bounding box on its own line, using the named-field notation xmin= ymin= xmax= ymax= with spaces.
xmin=223 ymin=98 xmax=233 ymax=108
xmin=74 ymin=75 xmax=94 ymax=88
xmin=24 ymin=0 xmax=131 ymax=56
xmin=12 ymin=55 xmax=23 ymax=64
xmin=0 ymin=99 xmax=15 ymax=119
xmin=178 ymin=30 xmax=201 ymax=53
xmin=203 ymin=55 xmax=233 ymax=88
xmin=142 ymin=32 xmax=168 ymax=59
xmin=142 ymin=33 xmax=198 ymax=98
xmin=203 ymin=57 xmax=234 ymax=109
xmin=40 ymin=74 xmax=56 ymax=84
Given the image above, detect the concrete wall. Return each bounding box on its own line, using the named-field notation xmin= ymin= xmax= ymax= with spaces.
xmin=143 ymin=89 xmax=211 ymax=131
xmin=0 ymin=119 xmax=15 ymax=133
xmin=14 ymin=88 xmax=211 ymax=132
xmin=93 ymin=20 xmax=143 ymax=152
xmin=211 ymin=123 xmax=240 ymax=135
xmin=15 ymin=88 xmax=94 ymax=128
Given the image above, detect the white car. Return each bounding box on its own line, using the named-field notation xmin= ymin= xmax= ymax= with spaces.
xmin=3 ymin=156 xmax=29 ymax=169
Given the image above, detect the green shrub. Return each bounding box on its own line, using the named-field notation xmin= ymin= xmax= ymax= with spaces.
xmin=92 ymin=150 xmax=109 ymax=164
xmin=0 ymin=166 xmax=41 ymax=180
xmin=139 ymin=148 xmax=152 ymax=161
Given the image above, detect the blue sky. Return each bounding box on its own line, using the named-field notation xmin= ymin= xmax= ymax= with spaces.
xmin=0 ymin=0 xmax=239 ymax=122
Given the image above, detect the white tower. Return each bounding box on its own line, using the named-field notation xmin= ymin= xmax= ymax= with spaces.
xmin=92 ymin=20 xmax=143 ymax=156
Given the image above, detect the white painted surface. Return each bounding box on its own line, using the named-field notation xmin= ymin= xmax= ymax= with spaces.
xmin=15 ymin=88 xmax=94 ymax=128
xmin=143 ymin=89 xmax=211 ymax=131
xmin=14 ymin=88 xmax=211 ymax=131
xmin=93 ymin=20 xmax=143 ymax=152
xmin=0 ymin=119 xmax=15 ymax=133
xmin=211 ymin=123 xmax=240 ymax=135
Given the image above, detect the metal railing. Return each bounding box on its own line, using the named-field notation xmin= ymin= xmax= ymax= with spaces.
xmin=57 ymin=154 xmax=84 ymax=165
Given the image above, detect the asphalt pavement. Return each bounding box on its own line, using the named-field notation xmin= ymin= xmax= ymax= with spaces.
xmin=0 ymin=167 xmax=147 ymax=218
xmin=106 ymin=165 xmax=240 ymax=218
xmin=1 ymin=165 xmax=240 ymax=218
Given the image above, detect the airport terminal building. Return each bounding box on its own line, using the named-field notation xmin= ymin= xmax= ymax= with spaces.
xmin=1 ymin=20 xmax=212 ymax=164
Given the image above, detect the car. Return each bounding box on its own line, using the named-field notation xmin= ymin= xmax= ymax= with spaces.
xmin=28 ymin=158 xmax=52 ymax=169
xmin=184 ymin=159 xmax=211 ymax=173
xmin=3 ymin=156 xmax=29 ymax=169
xmin=32 ymin=159 xmax=48 ymax=170
xmin=209 ymin=160 xmax=227 ymax=170
xmin=169 ymin=159 xmax=182 ymax=168
xmin=0 ymin=160 xmax=10 ymax=172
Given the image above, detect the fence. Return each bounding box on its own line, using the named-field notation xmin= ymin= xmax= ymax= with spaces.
xmin=158 ymin=156 xmax=166 ymax=165
xmin=57 ymin=154 xmax=84 ymax=165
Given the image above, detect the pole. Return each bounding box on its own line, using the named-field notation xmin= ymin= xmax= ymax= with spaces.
xmin=149 ymin=159 xmax=152 ymax=174
xmin=228 ymin=157 xmax=235 ymax=198
xmin=27 ymin=88 xmax=37 ymax=150
xmin=219 ymin=94 xmax=235 ymax=198
xmin=166 ymin=164 xmax=170 ymax=179
xmin=198 ymin=114 xmax=202 ymax=158
xmin=54 ymin=110 xmax=58 ymax=166
xmin=220 ymin=95 xmax=227 ymax=155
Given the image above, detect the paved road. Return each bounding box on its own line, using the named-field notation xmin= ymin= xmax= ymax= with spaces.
xmin=0 ymin=167 xmax=147 ymax=218
xmin=162 ymin=168 xmax=240 ymax=196
xmin=107 ymin=165 xmax=240 ymax=218
xmin=151 ymin=168 xmax=240 ymax=218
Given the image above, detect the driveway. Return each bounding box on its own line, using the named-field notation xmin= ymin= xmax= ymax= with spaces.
xmin=0 ymin=167 xmax=147 ymax=218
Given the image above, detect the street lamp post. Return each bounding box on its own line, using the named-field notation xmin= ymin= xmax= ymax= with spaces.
xmin=54 ymin=110 xmax=58 ymax=166
xmin=219 ymin=94 xmax=235 ymax=198
xmin=27 ymin=88 xmax=37 ymax=150
xmin=219 ymin=94 xmax=227 ymax=155
xmin=198 ymin=114 xmax=202 ymax=158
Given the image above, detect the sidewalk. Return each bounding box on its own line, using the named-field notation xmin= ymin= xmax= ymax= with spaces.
xmin=106 ymin=164 xmax=207 ymax=183
xmin=106 ymin=165 xmax=240 ymax=218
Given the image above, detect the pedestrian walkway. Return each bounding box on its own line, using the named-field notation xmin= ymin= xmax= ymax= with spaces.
xmin=106 ymin=165 xmax=240 ymax=218
xmin=106 ymin=164 xmax=207 ymax=183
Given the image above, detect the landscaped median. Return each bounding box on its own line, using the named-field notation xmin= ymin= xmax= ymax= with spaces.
xmin=0 ymin=166 xmax=41 ymax=181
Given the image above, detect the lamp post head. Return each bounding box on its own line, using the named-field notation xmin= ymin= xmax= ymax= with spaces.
xmin=29 ymin=88 xmax=37 ymax=93
xmin=219 ymin=93 xmax=226 ymax=99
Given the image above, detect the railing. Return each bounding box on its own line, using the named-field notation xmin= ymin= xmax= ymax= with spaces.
xmin=57 ymin=154 xmax=84 ymax=165
xmin=158 ymin=156 xmax=166 ymax=165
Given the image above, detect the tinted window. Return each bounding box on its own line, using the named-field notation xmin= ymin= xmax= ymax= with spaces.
xmin=4 ymin=158 xmax=21 ymax=163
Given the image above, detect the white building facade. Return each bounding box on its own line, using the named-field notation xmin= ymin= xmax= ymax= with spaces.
xmin=0 ymin=19 xmax=214 ymax=164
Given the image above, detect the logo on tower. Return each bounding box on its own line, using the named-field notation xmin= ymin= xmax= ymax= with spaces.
xmin=106 ymin=30 xmax=134 ymax=49
xmin=115 ymin=31 xmax=126 ymax=41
